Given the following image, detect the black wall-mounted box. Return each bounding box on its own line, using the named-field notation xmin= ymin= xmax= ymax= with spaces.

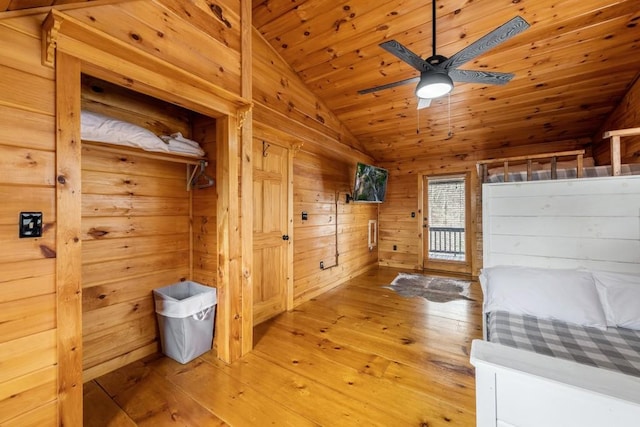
xmin=19 ymin=212 xmax=43 ymax=238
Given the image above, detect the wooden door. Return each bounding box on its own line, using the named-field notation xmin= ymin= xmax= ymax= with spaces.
xmin=253 ymin=139 xmax=289 ymax=324
xmin=422 ymin=173 xmax=472 ymax=275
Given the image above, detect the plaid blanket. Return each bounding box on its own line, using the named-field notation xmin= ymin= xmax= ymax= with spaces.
xmin=486 ymin=164 xmax=640 ymax=183
xmin=488 ymin=311 xmax=640 ymax=378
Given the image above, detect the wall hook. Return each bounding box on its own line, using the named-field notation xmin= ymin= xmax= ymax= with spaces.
xmin=263 ymin=141 xmax=270 ymax=157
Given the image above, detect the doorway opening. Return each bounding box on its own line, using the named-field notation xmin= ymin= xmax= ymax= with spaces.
xmin=422 ymin=173 xmax=471 ymax=275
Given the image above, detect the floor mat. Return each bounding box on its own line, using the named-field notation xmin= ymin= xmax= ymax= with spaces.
xmin=384 ymin=272 xmax=474 ymax=303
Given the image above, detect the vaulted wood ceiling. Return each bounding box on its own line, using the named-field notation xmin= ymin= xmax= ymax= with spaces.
xmin=4 ymin=0 xmax=639 ymax=163
xmin=253 ymin=0 xmax=640 ymax=163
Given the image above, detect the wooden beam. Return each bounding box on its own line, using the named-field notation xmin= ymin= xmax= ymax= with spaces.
xmin=42 ymin=9 xmax=250 ymax=115
xmin=81 ymin=141 xmax=205 ymax=165
xmin=0 ymin=0 xmax=130 ymax=20
xmin=603 ymin=127 xmax=640 ymax=138
xmin=240 ymin=0 xmax=253 ymax=356
xmin=216 ymin=116 xmax=231 ymax=362
xmin=56 ymin=50 xmax=83 ymax=427
xmin=216 ymin=115 xmax=245 ymax=362
xmin=476 ymin=150 xmax=586 ymax=165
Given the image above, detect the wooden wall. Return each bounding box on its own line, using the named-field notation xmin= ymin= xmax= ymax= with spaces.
xmin=293 ymin=151 xmax=378 ymax=302
xmin=593 ymin=75 xmax=640 ymax=165
xmin=252 ymin=30 xmax=377 ymax=304
xmin=0 ymin=1 xmax=240 ymax=423
xmin=0 ymin=16 xmax=58 ymax=426
xmin=66 ymin=0 xmax=242 ymax=95
xmin=191 ymin=117 xmax=218 ymax=288
xmin=81 ymin=147 xmax=191 ymax=381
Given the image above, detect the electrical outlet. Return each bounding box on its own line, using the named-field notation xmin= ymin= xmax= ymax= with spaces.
xmin=302 ymin=211 xmax=308 ymax=220
xmin=411 ymin=212 xmax=416 ymax=218
xmin=320 ymin=261 xmax=324 ymax=269
xmin=393 ymin=245 xmax=397 ymax=251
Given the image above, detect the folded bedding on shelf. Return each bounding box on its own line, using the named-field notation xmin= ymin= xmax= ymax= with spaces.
xmin=160 ymin=132 xmax=205 ymax=157
xmin=81 ymin=110 xmax=170 ymax=153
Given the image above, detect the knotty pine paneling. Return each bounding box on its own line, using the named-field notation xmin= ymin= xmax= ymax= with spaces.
xmin=292 ymin=150 xmax=378 ymax=303
xmin=252 ymin=29 xmax=366 ymax=155
xmin=378 ymin=173 xmax=422 ymax=270
xmin=253 ymin=0 xmax=640 ymax=164
xmin=0 ymin=366 xmax=56 ymax=425
xmin=191 ymin=115 xmax=218 ymax=287
xmin=66 ymin=0 xmax=242 ymax=96
xmin=253 ymin=24 xmax=376 ymax=305
xmin=594 ymin=75 xmax=640 ymax=165
xmin=0 ymin=19 xmax=58 ymax=426
xmin=81 ymin=75 xmax=191 ymax=136
xmin=81 ymin=147 xmax=191 ymax=379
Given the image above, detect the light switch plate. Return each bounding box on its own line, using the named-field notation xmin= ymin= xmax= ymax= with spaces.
xmin=20 ymin=212 xmax=43 ymax=238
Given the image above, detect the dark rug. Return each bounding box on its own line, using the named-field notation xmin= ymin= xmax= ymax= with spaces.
xmin=384 ymin=273 xmax=474 ymax=303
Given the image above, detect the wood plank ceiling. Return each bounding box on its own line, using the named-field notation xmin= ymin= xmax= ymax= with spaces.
xmin=4 ymin=0 xmax=638 ymax=163
xmin=252 ymin=0 xmax=640 ymax=163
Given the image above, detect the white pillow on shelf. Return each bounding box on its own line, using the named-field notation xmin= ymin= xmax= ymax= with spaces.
xmin=592 ymin=270 xmax=640 ymax=330
xmin=81 ymin=110 xmax=169 ymax=153
xmin=480 ymin=265 xmax=607 ymax=330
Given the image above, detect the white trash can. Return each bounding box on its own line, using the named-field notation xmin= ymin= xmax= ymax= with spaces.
xmin=153 ymin=281 xmax=217 ymax=364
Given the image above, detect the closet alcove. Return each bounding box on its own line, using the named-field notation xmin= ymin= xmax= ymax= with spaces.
xmin=78 ymin=75 xmax=218 ymax=382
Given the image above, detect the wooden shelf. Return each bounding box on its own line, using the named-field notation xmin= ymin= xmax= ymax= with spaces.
xmin=82 ymin=140 xmax=206 ymax=165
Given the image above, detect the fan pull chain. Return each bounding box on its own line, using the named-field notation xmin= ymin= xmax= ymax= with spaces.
xmin=447 ymin=93 xmax=453 ymax=138
xmin=417 ymin=108 xmax=420 ymax=134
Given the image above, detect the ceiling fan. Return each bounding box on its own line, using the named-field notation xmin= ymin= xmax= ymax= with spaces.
xmin=358 ymin=1 xmax=530 ymax=109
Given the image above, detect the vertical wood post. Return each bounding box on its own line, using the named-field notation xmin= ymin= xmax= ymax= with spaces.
xmin=216 ymin=116 xmax=245 ymax=362
xmin=551 ymin=156 xmax=557 ymax=179
xmin=576 ymin=154 xmax=584 ymax=178
xmin=240 ymin=0 xmax=254 ymax=355
xmin=286 ymin=147 xmax=296 ymax=310
xmin=526 ymin=160 xmax=532 ymax=181
xmin=610 ymin=135 xmax=621 ymax=176
xmin=56 ymin=51 xmax=83 ymax=426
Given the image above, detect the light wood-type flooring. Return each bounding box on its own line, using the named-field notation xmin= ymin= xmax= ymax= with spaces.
xmin=83 ymin=267 xmax=483 ymax=426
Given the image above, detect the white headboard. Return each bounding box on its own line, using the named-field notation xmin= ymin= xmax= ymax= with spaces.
xmin=483 ymin=175 xmax=640 ymax=274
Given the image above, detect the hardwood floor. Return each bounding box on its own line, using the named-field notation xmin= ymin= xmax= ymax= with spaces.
xmin=83 ymin=267 xmax=483 ymax=426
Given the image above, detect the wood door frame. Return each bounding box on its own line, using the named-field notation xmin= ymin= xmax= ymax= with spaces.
xmin=418 ymin=171 xmax=473 ymax=276
xmin=45 ymin=9 xmax=253 ymax=423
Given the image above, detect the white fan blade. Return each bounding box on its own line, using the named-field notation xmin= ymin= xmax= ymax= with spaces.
xmin=417 ymin=98 xmax=432 ymax=109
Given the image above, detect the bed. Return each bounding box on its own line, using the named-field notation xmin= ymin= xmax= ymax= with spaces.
xmin=471 ymin=160 xmax=640 ymax=426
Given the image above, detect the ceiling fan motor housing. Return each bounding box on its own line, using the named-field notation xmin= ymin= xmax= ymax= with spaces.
xmin=426 ymin=55 xmax=448 ymax=67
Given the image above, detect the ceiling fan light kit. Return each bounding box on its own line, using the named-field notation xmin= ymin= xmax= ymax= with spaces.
xmin=415 ymin=71 xmax=453 ymax=99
